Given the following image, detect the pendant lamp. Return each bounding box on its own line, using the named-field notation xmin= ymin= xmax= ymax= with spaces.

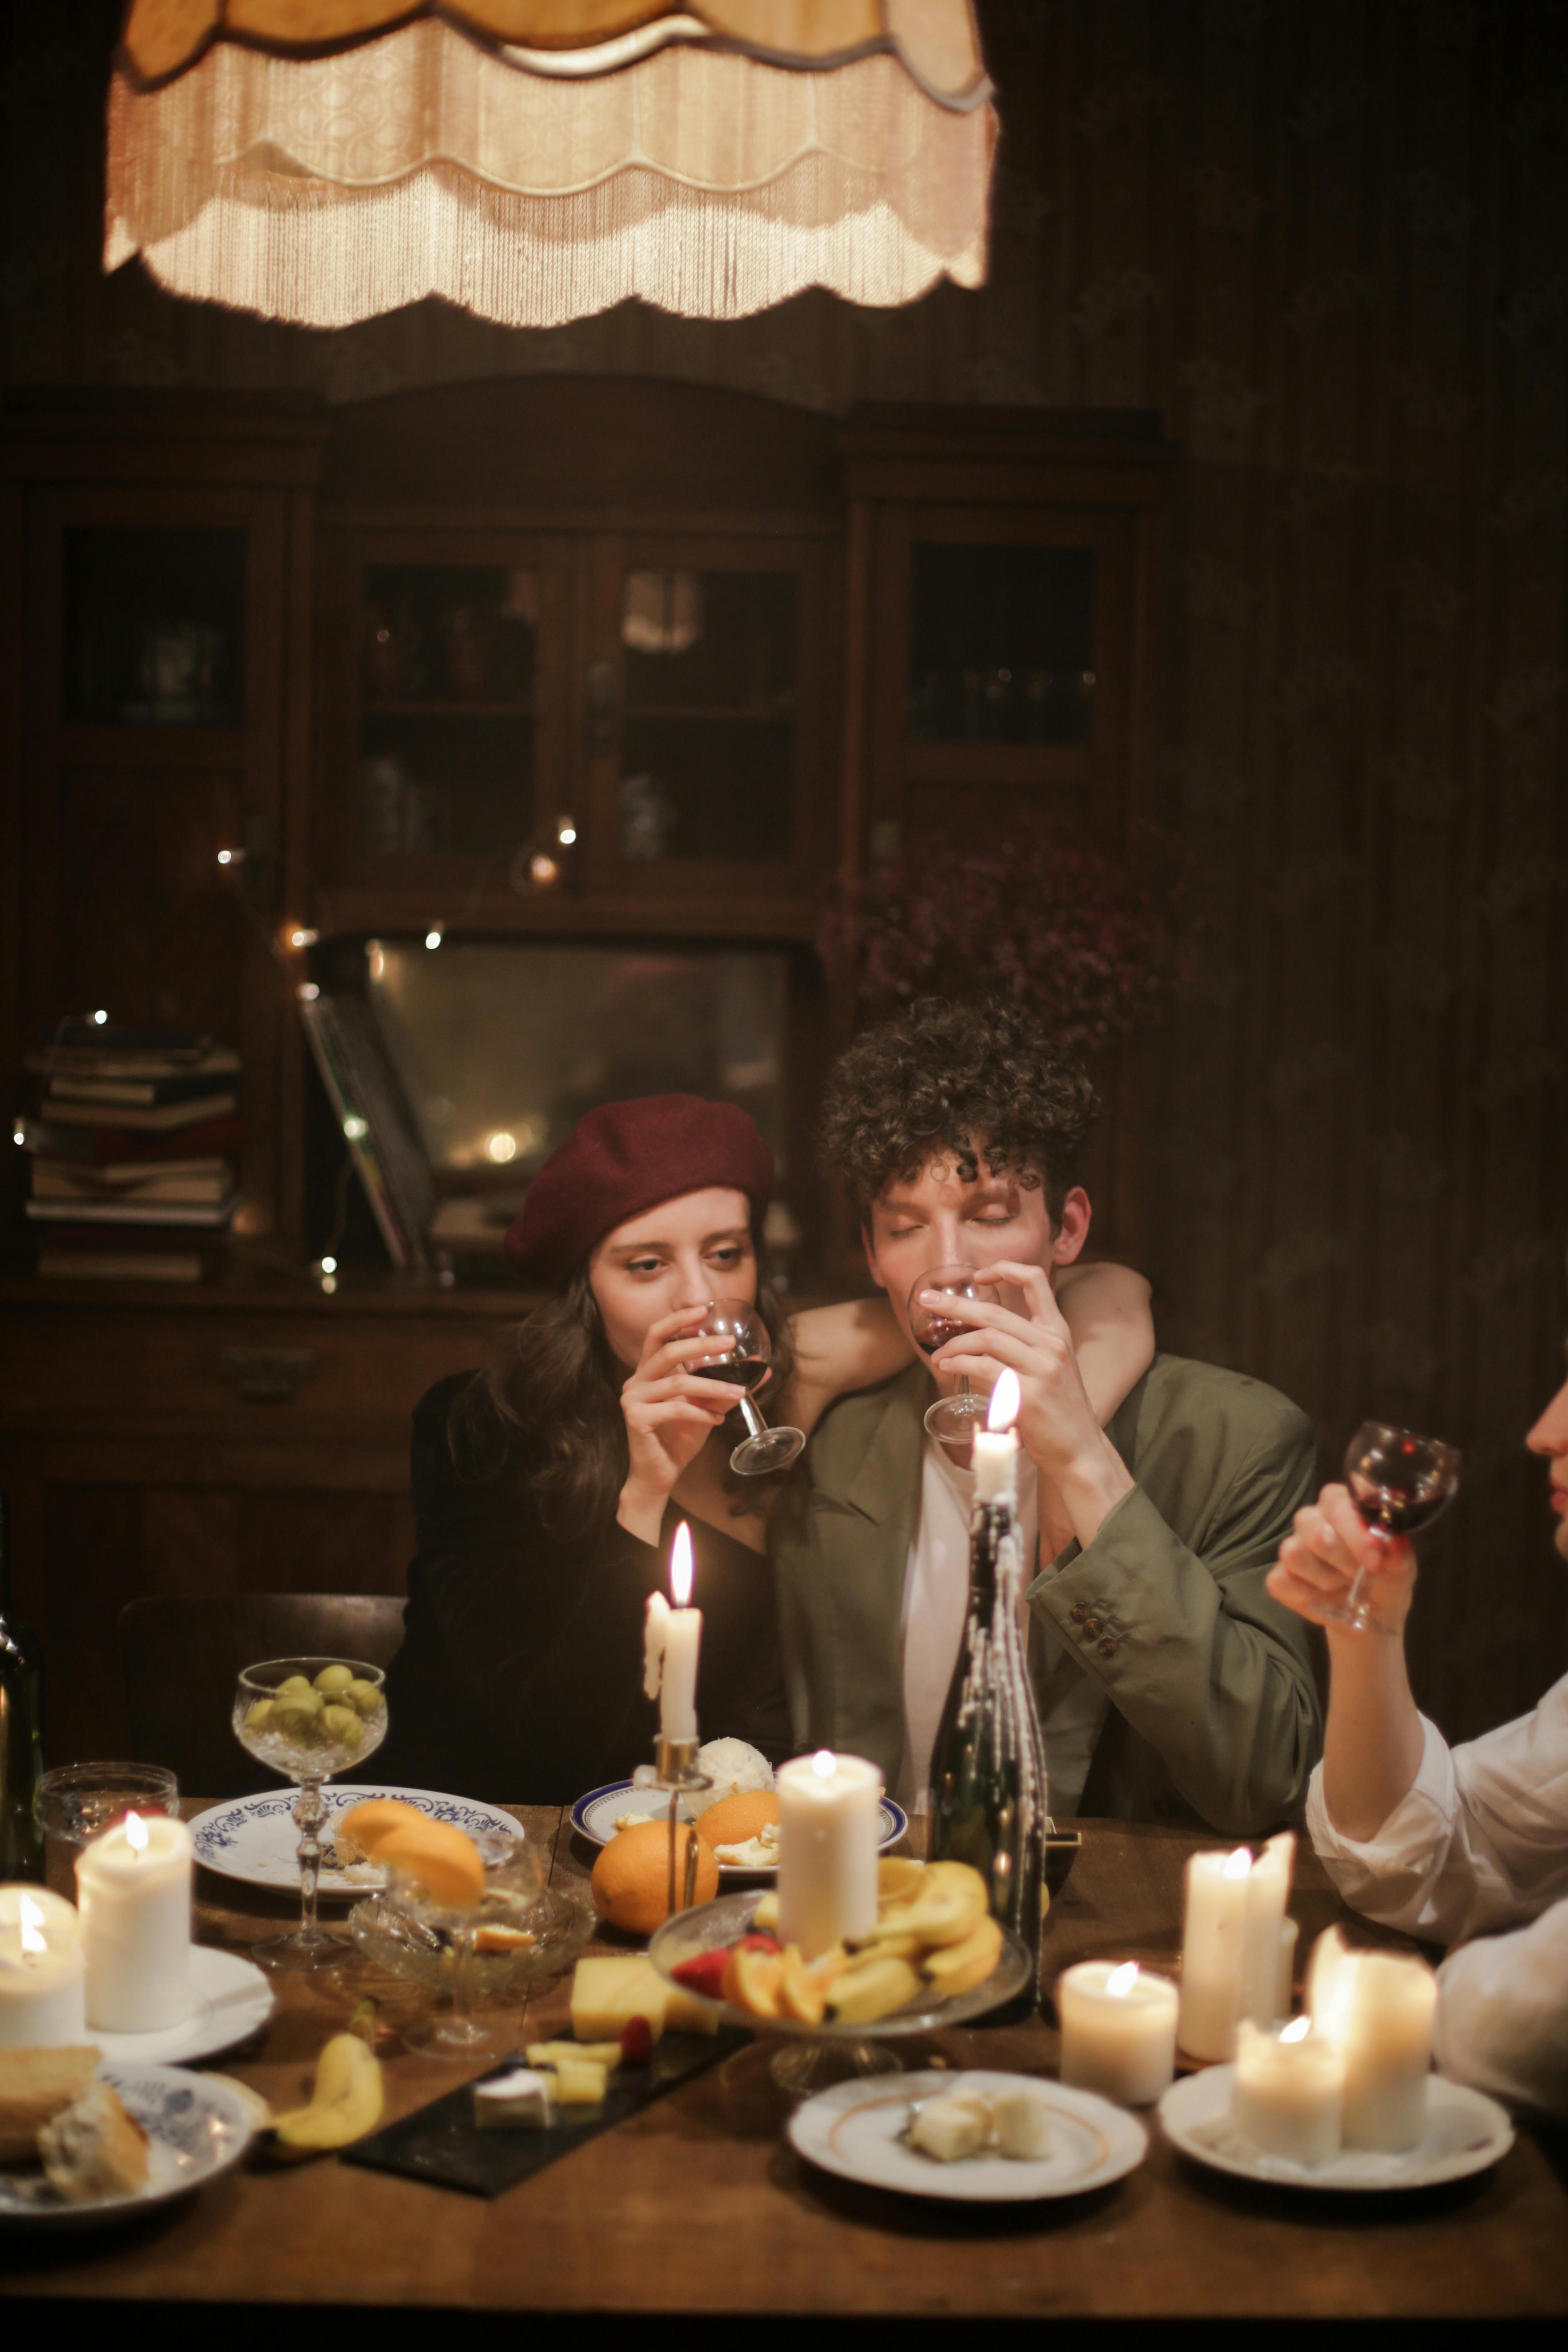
xmin=105 ymin=3 xmax=996 ymax=328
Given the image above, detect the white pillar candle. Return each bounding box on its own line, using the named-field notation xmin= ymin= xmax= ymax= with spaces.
xmin=776 ymin=1751 xmax=883 ymax=1960
xmin=75 ymin=1810 xmax=193 ymax=2032
xmin=1276 ymin=1917 xmax=1300 ymax=2021
xmin=1231 ymin=2016 xmax=1344 ymax=2163
xmin=1177 ymin=1832 xmax=1297 ymax=2060
xmin=643 ymin=1523 xmax=702 ymax=1742
xmin=0 ymin=1892 xmax=87 ymax=2047
xmin=972 ymin=1370 xmax=1022 ymax=1503
xmin=1058 ymin=1960 xmax=1178 ymax=2105
xmin=1308 ymin=1927 xmax=1437 ymax=2151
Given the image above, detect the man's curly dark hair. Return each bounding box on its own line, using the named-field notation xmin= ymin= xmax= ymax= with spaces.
xmin=820 ymin=997 xmax=1101 ymax=1225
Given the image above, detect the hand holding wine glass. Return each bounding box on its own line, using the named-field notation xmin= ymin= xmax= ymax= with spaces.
xmin=1270 ymin=1426 xmax=1458 ymax=1637
xmin=1321 ymin=1423 xmax=1459 ymax=1632
xmin=619 ymin=1305 xmax=751 ymax=1525
xmin=907 ymin=1264 xmax=996 ymax=1441
xmin=687 ymin=1300 xmax=804 ymax=1474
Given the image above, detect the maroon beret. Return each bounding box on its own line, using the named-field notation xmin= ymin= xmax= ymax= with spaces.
xmin=503 ymin=1094 xmax=775 ymax=1284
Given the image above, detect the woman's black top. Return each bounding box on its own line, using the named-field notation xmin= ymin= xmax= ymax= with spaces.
xmin=382 ymin=1373 xmax=793 ymax=1803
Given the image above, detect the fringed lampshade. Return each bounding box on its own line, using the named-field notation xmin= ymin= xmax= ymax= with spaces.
xmin=104 ymin=2 xmax=996 ymax=328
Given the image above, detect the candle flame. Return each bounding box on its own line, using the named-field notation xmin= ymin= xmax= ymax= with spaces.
xmin=987 ymin=1368 xmax=1021 ymax=1432
xmin=19 ymin=1895 xmax=45 ymax=1956
xmin=125 ymin=1810 xmax=149 ymax=1855
xmin=1106 ymin=1961 xmax=1139 ymax=1997
xmin=669 ymin=1521 xmax=693 ymax=1608
xmin=1222 ymin=1846 xmax=1252 ymax=1880
xmin=811 ymin=1749 xmax=837 ymax=1779
xmin=1280 ymin=2015 xmax=1311 ymax=2043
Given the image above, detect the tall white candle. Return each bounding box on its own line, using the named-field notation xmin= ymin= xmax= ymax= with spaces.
xmin=643 ymin=1523 xmax=702 ymax=1742
xmin=1307 ymin=1927 xmax=1437 ymax=2151
xmin=1276 ymin=1917 xmax=1300 ymax=2020
xmin=777 ymin=1751 xmax=883 ymax=1960
xmin=1058 ymin=1960 xmax=1178 ymax=2105
xmin=972 ymin=1369 xmax=1022 ymax=1503
xmin=1177 ymin=1832 xmax=1296 ymax=2060
xmin=1231 ymin=2016 xmax=1344 ymax=2163
xmin=75 ymin=1809 xmax=193 ymax=2032
xmin=0 ymin=1891 xmax=87 ymax=2048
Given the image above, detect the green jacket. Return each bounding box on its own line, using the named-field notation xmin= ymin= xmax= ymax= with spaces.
xmin=770 ymin=1353 xmax=1323 ymax=1837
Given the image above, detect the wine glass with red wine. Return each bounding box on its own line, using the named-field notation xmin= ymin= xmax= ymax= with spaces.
xmin=1321 ymin=1422 xmax=1461 ymax=1632
xmin=907 ymin=1264 xmax=998 ymax=1443
xmin=690 ymin=1301 xmax=804 ymax=1476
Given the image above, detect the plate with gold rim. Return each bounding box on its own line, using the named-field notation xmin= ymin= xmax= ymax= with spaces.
xmin=571 ymin=1780 xmax=907 ymax=1876
xmin=1159 ymin=2064 xmax=1515 ymax=2191
xmin=789 ymin=2069 xmax=1148 ymax=2201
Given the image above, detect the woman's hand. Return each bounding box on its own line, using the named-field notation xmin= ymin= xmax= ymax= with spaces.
xmin=1268 ymin=1483 xmax=1419 ymax=1638
xmin=616 ymin=1307 xmax=744 ymax=1543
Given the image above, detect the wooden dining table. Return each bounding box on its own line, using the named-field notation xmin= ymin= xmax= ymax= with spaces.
xmin=2 ymin=1802 xmax=1566 ymax=2315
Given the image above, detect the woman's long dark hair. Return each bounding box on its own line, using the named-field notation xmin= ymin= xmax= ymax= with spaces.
xmin=449 ymin=1230 xmax=794 ymax=1544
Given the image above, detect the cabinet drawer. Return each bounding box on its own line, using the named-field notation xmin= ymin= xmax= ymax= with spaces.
xmin=0 ymin=1306 xmax=507 ymax=1435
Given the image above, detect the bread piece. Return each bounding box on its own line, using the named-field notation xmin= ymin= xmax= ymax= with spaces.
xmin=37 ymin=2080 xmax=151 ymax=2201
xmin=0 ymin=2047 xmax=99 ymax=2164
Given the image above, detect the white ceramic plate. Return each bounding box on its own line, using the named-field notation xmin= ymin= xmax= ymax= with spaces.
xmin=789 ymin=2069 xmax=1149 ymax=2202
xmin=1159 ymin=2064 xmax=1515 ymax=2191
xmin=90 ymin=1947 xmax=274 ymax=2066
xmin=189 ymin=1784 xmax=521 ymax=1895
xmin=0 ymin=2062 xmax=254 ymax=2229
xmin=572 ymin=1779 xmax=908 ymax=1875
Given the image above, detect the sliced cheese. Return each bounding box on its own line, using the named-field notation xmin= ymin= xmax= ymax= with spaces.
xmin=526 ymin=2041 xmax=621 ymax=2070
xmin=568 ymin=1954 xmax=719 ymax=2042
xmin=552 ymin=2059 xmax=609 ymax=2106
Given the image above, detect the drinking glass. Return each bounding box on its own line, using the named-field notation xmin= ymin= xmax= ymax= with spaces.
xmin=907 ymin=1265 xmax=997 ymax=1442
xmin=1320 ymin=1422 xmax=1461 ymax=1632
xmin=392 ymin=1829 xmax=535 ymax=2062
xmin=232 ymin=1657 xmax=387 ymax=1970
xmin=36 ymin=1762 xmax=181 ymax=1900
xmin=689 ymin=1300 xmax=804 ymax=1475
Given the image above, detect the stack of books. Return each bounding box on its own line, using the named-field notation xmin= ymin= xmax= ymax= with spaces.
xmin=20 ymin=1023 xmax=246 ymax=1283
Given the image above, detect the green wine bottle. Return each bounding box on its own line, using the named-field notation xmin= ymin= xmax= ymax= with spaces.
xmin=0 ymin=1493 xmax=45 ymax=1880
xmin=926 ymin=1444 xmax=1047 ymax=1986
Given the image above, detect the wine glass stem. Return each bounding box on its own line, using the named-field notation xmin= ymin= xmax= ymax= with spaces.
xmin=737 ymin=1395 xmax=766 ymax=1441
xmin=295 ymin=1779 xmax=327 ymax=1943
xmin=451 ymin=1922 xmax=476 ymax=2027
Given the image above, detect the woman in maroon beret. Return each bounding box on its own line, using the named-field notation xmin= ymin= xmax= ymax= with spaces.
xmin=384 ymin=1093 xmax=1153 ymax=1802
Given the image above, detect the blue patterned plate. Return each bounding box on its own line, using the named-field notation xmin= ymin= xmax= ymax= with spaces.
xmin=190 ymin=1784 xmax=521 ymax=1896
xmin=571 ymin=1780 xmax=909 ymax=1874
xmin=0 ymin=2064 xmax=254 ymax=2229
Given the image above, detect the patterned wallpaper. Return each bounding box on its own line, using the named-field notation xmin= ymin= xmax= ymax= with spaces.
xmin=3 ymin=0 xmax=1565 ymax=1740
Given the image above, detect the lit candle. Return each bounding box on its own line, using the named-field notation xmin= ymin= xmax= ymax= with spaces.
xmin=776 ymin=1750 xmax=883 ymax=1960
xmin=1231 ymin=2015 xmax=1344 ymax=2163
xmin=642 ymin=1523 xmax=702 ymax=1742
xmin=1307 ymin=1927 xmax=1437 ymax=2151
xmin=1276 ymin=1917 xmax=1300 ymax=2020
xmin=75 ymin=1809 xmax=193 ymax=2032
xmin=1176 ymin=1831 xmax=1296 ymax=2061
xmin=1057 ymin=1960 xmax=1178 ymax=2106
xmin=971 ymin=1368 xmax=1021 ymax=1502
xmin=0 ymin=1890 xmax=87 ymax=2047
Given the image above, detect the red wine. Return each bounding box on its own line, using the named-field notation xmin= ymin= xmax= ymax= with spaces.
xmin=1348 ymin=1466 xmax=1452 ymax=1536
xmin=695 ymin=1353 xmax=770 ymax=1393
xmin=915 ymin=1314 xmax=972 ymax=1354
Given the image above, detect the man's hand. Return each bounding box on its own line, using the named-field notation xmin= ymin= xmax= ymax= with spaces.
xmin=1268 ymin=1482 xmax=1418 ymax=1640
xmin=616 ymin=1307 xmax=743 ymax=1543
xmin=928 ymin=1260 xmax=1134 ymax=1548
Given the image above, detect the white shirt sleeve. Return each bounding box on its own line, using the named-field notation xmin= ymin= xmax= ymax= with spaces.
xmin=1305 ymin=1673 xmax=1568 ymax=2114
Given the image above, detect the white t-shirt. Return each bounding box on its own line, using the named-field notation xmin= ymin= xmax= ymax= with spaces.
xmin=894 ymin=1437 xmax=1109 ymax=1820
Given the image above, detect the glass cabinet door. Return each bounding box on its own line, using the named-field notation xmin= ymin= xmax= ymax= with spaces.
xmin=615 ymin=565 xmax=799 ymax=865
xmin=357 ymin=561 xmax=541 ymax=858
xmin=64 ymin=527 xmax=247 ymax=727
xmin=908 ymin=541 xmax=1095 ymax=747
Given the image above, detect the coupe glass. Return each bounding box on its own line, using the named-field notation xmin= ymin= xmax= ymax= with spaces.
xmin=232 ymin=1656 xmax=387 ymax=1970
xmin=907 ymin=1264 xmax=997 ymax=1442
xmin=1320 ymin=1422 xmax=1461 ymax=1632
xmin=689 ymin=1300 xmax=804 ymax=1475
xmin=391 ymin=1828 xmax=534 ymax=2062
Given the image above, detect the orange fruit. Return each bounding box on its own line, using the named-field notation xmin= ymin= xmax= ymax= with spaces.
xmin=374 ymin=1817 xmax=486 ymax=1910
xmin=590 ymin=1821 xmax=719 ymax=1937
xmin=335 ymin=1799 xmax=425 ymax=1859
xmin=694 ymin=1791 xmax=779 ymax=1850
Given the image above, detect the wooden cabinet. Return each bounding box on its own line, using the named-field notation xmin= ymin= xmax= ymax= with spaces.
xmin=2 ymin=380 xmax=1171 ymax=1763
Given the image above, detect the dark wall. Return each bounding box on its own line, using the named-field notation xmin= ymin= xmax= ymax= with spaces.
xmin=4 ymin=1 xmax=1566 ymax=1742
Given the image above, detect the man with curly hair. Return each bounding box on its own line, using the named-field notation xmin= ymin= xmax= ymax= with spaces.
xmin=772 ymin=997 xmax=1323 ymax=1837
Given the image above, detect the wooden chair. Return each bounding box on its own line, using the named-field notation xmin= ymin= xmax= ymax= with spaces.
xmin=117 ymin=1593 xmax=406 ymax=1799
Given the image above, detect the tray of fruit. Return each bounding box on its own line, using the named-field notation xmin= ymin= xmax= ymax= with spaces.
xmin=647 ymin=1861 xmax=1031 ymax=2037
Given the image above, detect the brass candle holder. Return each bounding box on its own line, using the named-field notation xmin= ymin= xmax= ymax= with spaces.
xmin=633 ymin=1734 xmax=712 ymax=1920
